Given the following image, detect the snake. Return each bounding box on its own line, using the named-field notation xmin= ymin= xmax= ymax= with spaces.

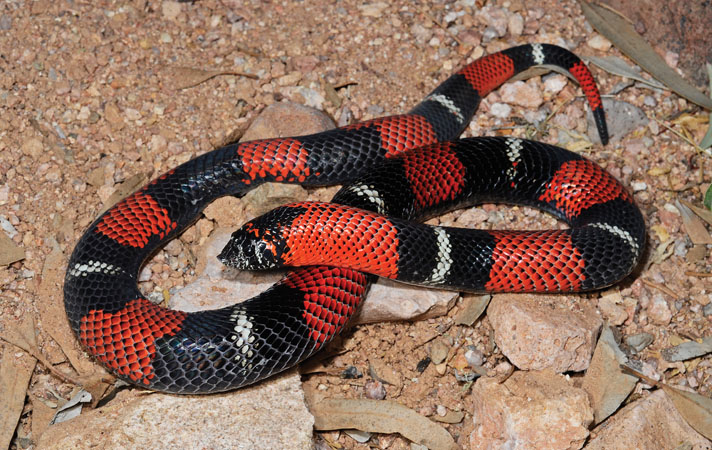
xmin=64 ymin=43 xmax=645 ymax=394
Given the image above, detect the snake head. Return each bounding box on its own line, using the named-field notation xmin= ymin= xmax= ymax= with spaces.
xmin=219 ymin=223 xmax=282 ymax=270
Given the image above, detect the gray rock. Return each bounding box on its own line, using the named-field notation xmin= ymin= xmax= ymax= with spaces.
xmin=587 ymin=99 xmax=649 ymax=144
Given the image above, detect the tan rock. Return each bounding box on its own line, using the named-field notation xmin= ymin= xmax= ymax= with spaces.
xmin=470 ymin=370 xmax=593 ymax=449
xmin=240 ymin=101 xmax=334 ymax=142
xmin=21 ymin=137 xmax=44 ymax=159
xmin=586 ymin=390 xmax=711 ymax=449
xmin=354 ymin=279 xmax=458 ymax=324
xmin=487 ymin=294 xmax=602 ymax=372
xmin=499 ymin=79 xmax=544 ymax=109
xmin=38 ymin=371 xmax=313 ymax=450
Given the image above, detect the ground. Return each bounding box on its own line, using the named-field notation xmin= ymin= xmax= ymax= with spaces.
xmin=0 ymin=0 xmax=710 ymax=448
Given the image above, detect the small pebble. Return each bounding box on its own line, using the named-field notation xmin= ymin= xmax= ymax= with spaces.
xmin=703 ymin=303 xmax=712 ymax=316
xmin=429 ymin=338 xmax=449 ymax=365
xmin=0 ymin=14 xmax=11 ymax=31
xmin=464 ymin=347 xmax=484 ymax=367
xmin=436 ymin=405 xmax=447 ymax=417
xmin=139 ymin=265 xmax=153 ymax=282
xmin=625 ymin=333 xmax=654 ymax=353
xmin=631 ymin=181 xmax=647 ymax=192
xmin=508 ymin=14 xmax=524 ymax=37
xmin=489 ymin=102 xmax=512 ymax=119
xmin=587 ymin=34 xmax=612 ymax=51
xmin=543 ymin=74 xmax=567 ymax=94
xmin=341 ymin=366 xmax=362 ymax=379
xmin=363 ymin=380 xmax=386 ymax=400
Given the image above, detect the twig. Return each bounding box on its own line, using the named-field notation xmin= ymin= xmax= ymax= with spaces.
xmin=685 ymin=271 xmax=712 ymax=278
xmin=641 ymin=278 xmax=680 ymax=300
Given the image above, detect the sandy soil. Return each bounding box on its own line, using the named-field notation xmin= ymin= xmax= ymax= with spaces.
xmin=1 ymin=0 xmax=710 ymax=448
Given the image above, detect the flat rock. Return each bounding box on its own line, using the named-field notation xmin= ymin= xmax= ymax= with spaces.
xmin=586 ymin=390 xmax=711 ymax=449
xmin=38 ymin=370 xmax=313 ymax=450
xmin=241 ymin=101 xmax=335 ymax=141
xmin=354 ymin=279 xmax=458 ymax=323
xmin=586 ymin=99 xmax=648 ymax=144
xmin=487 ymin=294 xmax=602 ymax=372
xmin=470 ymin=370 xmax=593 ymax=450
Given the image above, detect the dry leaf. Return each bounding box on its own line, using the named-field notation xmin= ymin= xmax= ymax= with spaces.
xmin=621 ymin=365 xmax=712 ymax=441
xmin=306 ymin=394 xmax=457 ymax=450
xmin=579 ymin=1 xmax=712 ymax=110
xmin=661 ymin=385 xmax=712 ymax=440
xmin=681 ymin=199 xmax=712 ymax=227
xmin=0 ymin=230 xmax=25 ymax=265
xmin=30 ymin=395 xmax=56 ymax=444
xmin=662 ymin=337 xmax=712 ymax=362
xmin=323 ymin=81 xmax=342 ymax=108
xmin=582 ymin=325 xmax=638 ymax=424
xmin=676 ymin=200 xmax=712 ymax=245
xmin=701 ymin=63 xmax=712 ymax=149
xmin=0 ymin=345 xmax=37 ymax=449
xmin=587 ymin=55 xmax=665 ymax=89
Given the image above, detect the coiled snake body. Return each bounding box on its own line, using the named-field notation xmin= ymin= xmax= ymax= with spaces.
xmin=64 ymin=44 xmax=644 ymax=394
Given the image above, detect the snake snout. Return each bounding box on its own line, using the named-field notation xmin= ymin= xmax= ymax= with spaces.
xmin=219 ymin=229 xmax=279 ymax=270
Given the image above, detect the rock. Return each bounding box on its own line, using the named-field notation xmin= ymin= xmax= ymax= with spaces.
xmin=429 ymin=338 xmax=450 ymax=365
xmin=508 ymin=13 xmax=524 ymax=37
xmin=241 ymin=102 xmax=334 ymax=142
xmin=581 ymin=326 xmax=638 ymax=424
xmin=243 ymin=183 xmax=309 ymax=220
xmin=625 ymin=332 xmax=654 ymax=353
xmin=499 ymin=80 xmax=544 ymax=109
xmin=597 ymin=290 xmax=628 ymax=325
xmin=0 ymin=14 xmax=12 ymax=31
xmin=363 ymin=380 xmax=386 ymax=400
xmin=37 ymin=371 xmax=313 ymax=450
xmin=358 ymin=2 xmax=388 ymax=18
xmin=476 ymin=6 xmax=509 ymax=39
xmin=586 ymin=35 xmax=612 ymax=52
xmin=469 ymin=370 xmax=593 ymax=449
xmin=202 ymin=196 xmax=246 ymax=229
xmin=354 ymin=279 xmax=458 ymax=324
xmin=487 ymin=294 xmax=602 ymax=372
xmin=162 ymin=1 xmax=182 ymax=20
xmin=489 ymin=102 xmax=512 ymax=119
xmin=586 ymin=99 xmax=648 ymax=144
xmin=21 ymin=137 xmax=44 ymax=159
xmin=586 ymin=390 xmax=711 ymax=449
xmin=543 ymin=74 xmax=567 ymax=95
xmin=647 ymin=294 xmax=672 ymax=325
xmin=149 ymin=134 xmax=167 ymax=153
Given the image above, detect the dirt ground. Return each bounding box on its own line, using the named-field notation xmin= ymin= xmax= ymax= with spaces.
xmin=1 ymin=0 xmax=711 ymax=448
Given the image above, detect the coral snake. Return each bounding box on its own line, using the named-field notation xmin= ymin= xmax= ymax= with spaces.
xmin=64 ymin=43 xmax=645 ymax=393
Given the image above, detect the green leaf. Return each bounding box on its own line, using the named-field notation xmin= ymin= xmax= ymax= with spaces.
xmin=700 ymin=63 xmax=712 ymax=150
xmin=704 ymin=184 xmax=712 ymax=211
